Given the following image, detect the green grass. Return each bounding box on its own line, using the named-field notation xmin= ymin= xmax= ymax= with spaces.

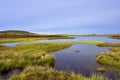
xmin=0 ymin=41 xmax=109 ymax=80
xmin=0 ymin=39 xmax=110 ymax=80
xmin=10 ymin=66 xmax=108 ymax=80
xmin=77 ymin=40 xmax=106 ymax=45
xmin=0 ymin=43 xmax=71 ymax=71
xmin=96 ymin=67 xmax=106 ymax=72
xmin=97 ymin=42 xmax=120 ymax=47
xmin=0 ymin=38 xmax=45 ymax=44
xmin=109 ymin=34 xmax=120 ymax=39
xmin=110 ymin=47 xmax=120 ymax=52
xmin=96 ymin=47 xmax=120 ymax=68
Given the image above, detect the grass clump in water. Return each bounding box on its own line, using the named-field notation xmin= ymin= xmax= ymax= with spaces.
xmin=96 ymin=45 xmax=120 ymax=68
xmin=0 ymin=43 xmax=71 ymax=71
xmin=10 ymin=66 xmax=108 ymax=80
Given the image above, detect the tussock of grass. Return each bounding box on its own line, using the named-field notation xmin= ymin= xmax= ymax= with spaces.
xmin=96 ymin=67 xmax=106 ymax=72
xmin=96 ymin=42 xmax=120 ymax=67
xmin=0 ymin=43 xmax=71 ymax=71
xmin=109 ymin=34 xmax=120 ymax=39
xmin=110 ymin=47 xmax=120 ymax=52
xmin=90 ymin=74 xmax=108 ymax=80
xmin=96 ymin=47 xmax=120 ymax=68
xmin=10 ymin=66 xmax=108 ymax=80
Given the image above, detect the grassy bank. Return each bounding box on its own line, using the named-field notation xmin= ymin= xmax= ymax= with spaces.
xmin=109 ymin=34 xmax=120 ymax=39
xmin=10 ymin=66 xmax=108 ymax=80
xmin=0 ymin=38 xmax=45 ymax=44
xmin=97 ymin=42 xmax=120 ymax=47
xmin=96 ymin=42 xmax=120 ymax=68
xmin=0 ymin=43 xmax=71 ymax=72
xmin=77 ymin=40 xmax=105 ymax=45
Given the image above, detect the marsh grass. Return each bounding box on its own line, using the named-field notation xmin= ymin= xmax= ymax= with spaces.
xmin=97 ymin=42 xmax=120 ymax=47
xmin=96 ymin=42 xmax=120 ymax=68
xmin=0 ymin=38 xmax=45 ymax=44
xmin=96 ymin=49 xmax=120 ymax=68
xmin=96 ymin=67 xmax=106 ymax=72
xmin=96 ymin=47 xmax=120 ymax=80
xmin=96 ymin=42 xmax=120 ymax=79
xmin=110 ymin=47 xmax=120 ymax=52
xmin=10 ymin=66 xmax=108 ymax=80
xmin=0 ymin=42 xmax=109 ymax=80
xmin=109 ymin=34 xmax=120 ymax=39
xmin=0 ymin=43 xmax=71 ymax=72
xmin=77 ymin=40 xmax=105 ymax=45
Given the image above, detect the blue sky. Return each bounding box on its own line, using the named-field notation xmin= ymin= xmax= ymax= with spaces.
xmin=0 ymin=0 xmax=120 ymax=34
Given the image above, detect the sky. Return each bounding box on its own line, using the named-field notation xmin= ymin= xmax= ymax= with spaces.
xmin=0 ymin=0 xmax=120 ymax=34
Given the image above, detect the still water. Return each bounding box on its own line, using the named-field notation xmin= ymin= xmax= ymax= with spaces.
xmin=2 ymin=36 xmax=120 ymax=47
xmin=52 ymin=44 xmax=109 ymax=76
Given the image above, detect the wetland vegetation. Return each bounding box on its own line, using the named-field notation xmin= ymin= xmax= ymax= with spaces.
xmin=96 ymin=42 xmax=120 ymax=79
xmin=0 ymin=42 xmax=108 ymax=80
xmin=0 ymin=30 xmax=120 ymax=80
xmin=96 ymin=43 xmax=120 ymax=68
xmin=0 ymin=38 xmax=44 ymax=44
xmin=108 ymin=34 xmax=120 ymax=39
xmin=77 ymin=40 xmax=105 ymax=45
xmin=10 ymin=66 xmax=108 ymax=80
xmin=0 ymin=43 xmax=71 ymax=72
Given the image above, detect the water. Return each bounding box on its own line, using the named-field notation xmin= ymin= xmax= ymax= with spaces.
xmin=1 ymin=42 xmax=30 ymax=47
xmin=52 ymin=44 xmax=109 ymax=76
xmin=2 ymin=36 xmax=120 ymax=47
xmin=38 ymin=36 xmax=120 ymax=43
xmin=1 ymin=69 xmax=21 ymax=80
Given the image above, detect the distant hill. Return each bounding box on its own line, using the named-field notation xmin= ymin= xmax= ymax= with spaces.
xmin=0 ymin=30 xmax=68 ymax=38
xmin=0 ymin=30 xmax=37 ymax=35
xmin=0 ymin=30 xmax=40 ymax=38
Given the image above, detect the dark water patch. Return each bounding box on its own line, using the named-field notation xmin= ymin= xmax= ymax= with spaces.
xmin=0 ymin=69 xmax=22 ymax=80
xmin=51 ymin=44 xmax=120 ymax=79
xmin=51 ymin=44 xmax=109 ymax=76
